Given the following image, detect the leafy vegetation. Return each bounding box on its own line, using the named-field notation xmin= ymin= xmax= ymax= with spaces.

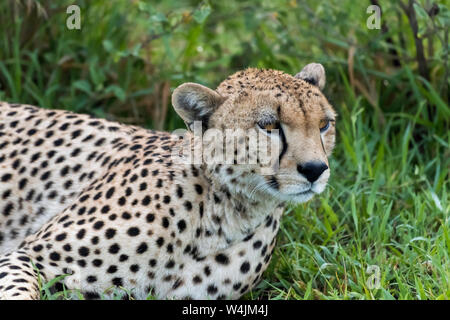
xmin=0 ymin=0 xmax=448 ymax=299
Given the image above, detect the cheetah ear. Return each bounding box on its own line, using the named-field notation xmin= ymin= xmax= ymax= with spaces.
xmin=294 ymin=63 xmax=326 ymax=90
xmin=172 ymin=82 xmax=225 ymax=130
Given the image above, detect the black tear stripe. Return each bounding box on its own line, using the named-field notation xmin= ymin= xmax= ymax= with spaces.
xmin=278 ymin=125 xmax=287 ymax=165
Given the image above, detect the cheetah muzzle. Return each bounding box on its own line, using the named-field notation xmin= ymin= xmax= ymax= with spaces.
xmin=0 ymin=63 xmax=336 ymax=300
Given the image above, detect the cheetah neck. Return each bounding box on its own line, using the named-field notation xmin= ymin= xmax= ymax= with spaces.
xmin=194 ymin=165 xmax=284 ymax=255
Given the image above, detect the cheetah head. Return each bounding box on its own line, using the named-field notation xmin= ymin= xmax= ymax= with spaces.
xmin=172 ymin=63 xmax=336 ymax=204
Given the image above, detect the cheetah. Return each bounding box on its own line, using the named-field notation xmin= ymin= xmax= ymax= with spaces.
xmin=0 ymin=63 xmax=336 ymax=299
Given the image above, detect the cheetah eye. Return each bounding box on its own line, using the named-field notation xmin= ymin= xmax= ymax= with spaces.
xmin=319 ymin=119 xmax=330 ymax=133
xmin=258 ymin=121 xmax=279 ymax=133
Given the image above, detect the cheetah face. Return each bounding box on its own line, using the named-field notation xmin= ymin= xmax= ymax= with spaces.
xmin=172 ymin=63 xmax=336 ymax=204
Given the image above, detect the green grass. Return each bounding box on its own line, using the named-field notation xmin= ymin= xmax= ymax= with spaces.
xmin=245 ymin=69 xmax=449 ymax=300
xmin=1 ymin=0 xmax=449 ymax=300
xmin=246 ymin=101 xmax=449 ymax=300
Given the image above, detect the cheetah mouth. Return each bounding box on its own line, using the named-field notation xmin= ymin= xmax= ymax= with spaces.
xmin=281 ymin=185 xmax=323 ymax=203
xmin=288 ymin=188 xmax=316 ymax=198
xmin=284 ymin=189 xmax=316 ymax=203
xmin=280 ymin=188 xmax=314 ymax=198
xmin=263 ymin=176 xmax=326 ymax=202
xmin=293 ymin=189 xmax=313 ymax=196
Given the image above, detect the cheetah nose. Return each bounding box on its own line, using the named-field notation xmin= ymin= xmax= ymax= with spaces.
xmin=297 ymin=162 xmax=328 ymax=183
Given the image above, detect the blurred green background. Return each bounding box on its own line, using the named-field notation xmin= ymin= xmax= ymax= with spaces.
xmin=0 ymin=0 xmax=449 ymax=300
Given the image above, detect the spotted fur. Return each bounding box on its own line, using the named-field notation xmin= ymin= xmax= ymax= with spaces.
xmin=0 ymin=64 xmax=336 ymax=299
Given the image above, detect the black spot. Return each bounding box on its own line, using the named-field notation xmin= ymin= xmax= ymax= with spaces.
xmin=79 ymin=195 xmax=89 ymax=202
xmin=127 ymin=227 xmax=140 ymax=237
xmin=49 ymin=252 xmax=61 ymax=261
xmin=136 ymin=242 xmax=148 ymax=254
xmin=71 ymin=148 xmax=81 ymax=157
xmin=146 ymin=213 xmax=155 ymax=223
xmin=95 ymin=138 xmax=106 ymax=146
xmin=207 ymin=285 xmax=218 ymax=295
xmin=18 ymin=178 xmax=27 ymax=190
xmin=107 ymin=265 xmax=118 ymax=273
xmin=109 ymin=243 xmax=120 ymax=254
xmin=172 ymin=278 xmax=183 ymax=290
xmin=177 ymin=220 xmax=186 ymax=233
xmin=105 ymin=228 xmax=116 ymax=239
xmin=199 ymin=202 xmax=204 ymax=218
xmin=156 ymin=237 xmax=164 ymax=247
xmin=93 ymin=221 xmax=104 ymax=230
xmin=53 ymin=138 xmax=64 ymax=146
xmin=54 ymin=233 xmax=67 ymax=242
xmin=41 ymin=171 xmax=51 ymax=181
xmin=59 ymin=123 xmax=70 ymax=131
xmin=184 ymin=201 xmax=192 ymax=211
xmin=176 ymin=186 xmax=183 ymax=198
xmin=253 ymin=240 xmax=262 ymax=249
xmin=255 ymin=263 xmax=262 ymax=273
xmin=93 ymin=259 xmax=103 ymax=267
xmin=243 ymin=233 xmax=254 ymax=241
xmin=122 ymin=212 xmax=131 ymax=219
xmin=162 ymin=217 xmax=170 ymax=228
xmin=101 ymin=205 xmax=110 ymax=214
xmin=130 ymin=264 xmax=139 ymax=273
xmin=194 ymin=184 xmax=203 ymax=195
xmin=213 ymin=193 xmax=221 ymax=204
xmin=71 ymin=129 xmax=82 ymax=139
xmin=240 ymin=261 xmax=250 ymax=273
xmin=215 ymin=253 xmax=230 ymax=265
xmin=79 ymin=247 xmax=90 ymax=257
xmin=193 ymin=275 xmax=202 ymax=284
xmin=118 ymin=197 xmax=126 ymax=206
xmin=76 ymin=229 xmax=86 ymax=240
xmin=105 ymin=187 xmax=115 ymax=199
xmin=142 ymin=196 xmax=151 ymax=206
xmin=265 ymin=215 xmax=273 ymax=228
xmin=163 ymin=195 xmax=171 ymax=204
xmin=240 ymin=284 xmax=249 ymax=294
xmin=84 ymin=292 xmax=100 ymax=299
xmin=139 ymin=182 xmax=147 ymax=191
xmin=112 ymin=278 xmax=123 ymax=286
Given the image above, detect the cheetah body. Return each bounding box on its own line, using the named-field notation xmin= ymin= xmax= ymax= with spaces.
xmin=0 ymin=64 xmax=336 ymax=299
